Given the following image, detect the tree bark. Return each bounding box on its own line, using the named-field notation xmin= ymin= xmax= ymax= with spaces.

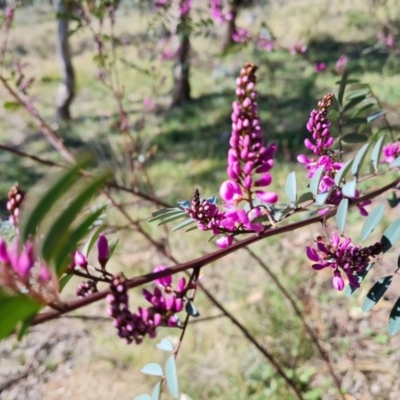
xmin=222 ymin=0 xmax=250 ymax=51
xmin=171 ymin=0 xmax=191 ymax=106
xmin=55 ymin=0 xmax=75 ymax=121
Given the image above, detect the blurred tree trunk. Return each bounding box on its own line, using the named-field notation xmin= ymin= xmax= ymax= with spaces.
xmin=222 ymin=0 xmax=250 ymax=51
xmin=171 ymin=0 xmax=191 ymax=106
xmin=55 ymin=0 xmax=75 ymax=121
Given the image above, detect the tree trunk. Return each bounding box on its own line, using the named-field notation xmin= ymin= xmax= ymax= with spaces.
xmin=222 ymin=0 xmax=250 ymax=51
xmin=171 ymin=0 xmax=191 ymax=106
xmin=55 ymin=0 xmax=75 ymax=121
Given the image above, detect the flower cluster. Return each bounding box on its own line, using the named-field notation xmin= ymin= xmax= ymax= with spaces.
xmin=258 ymin=37 xmax=274 ymax=52
xmin=0 ymin=237 xmax=54 ymax=302
xmin=298 ymin=94 xmax=371 ymax=215
xmin=76 ymin=280 xmax=98 ymax=298
xmin=223 ymin=63 xmax=278 ymax=205
xmin=307 ymin=233 xmax=383 ymax=291
xmin=210 ymin=0 xmax=230 ymax=24
xmin=382 ymin=142 xmax=400 ymax=165
xmin=7 ymin=183 xmax=25 ymax=227
xmin=107 ymin=266 xmax=188 ymax=345
xmin=185 ymin=64 xmax=279 ymax=248
xmin=232 ymin=27 xmax=249 ymax=43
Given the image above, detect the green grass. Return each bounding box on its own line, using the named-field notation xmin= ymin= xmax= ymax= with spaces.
xmin=1 ymin=0 xmax=400 ymax=399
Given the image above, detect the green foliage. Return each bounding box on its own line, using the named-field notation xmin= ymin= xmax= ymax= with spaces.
xmin=140 ymin=363 xmax=164 ymax=377
xmin=285 ymin=171 xmax=297 ymax=204
xmin=0 ymin=289 xmax=42 ymax=341
xmin=165 ymin=355 xmax=180 ymax=399
xmin=309 ymin=165 xmax=325 ymax=196
xmin=388 ymin=297 xmax=400 ymax=336
xmin=335 ymin=198 xmax=348 ymax=233
xmin=360 ymin=205 xmax=385 ymax=242
xmin=361 ymin=276 xmax=393 ymax=312
xmin=381 ymin=218 xmax=400 ymax=253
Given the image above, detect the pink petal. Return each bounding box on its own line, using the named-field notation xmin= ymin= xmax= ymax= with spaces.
xmin=306 ymin=246 xmax=319 ymax=262
xmin=255 ymin=191 xmax=278 ymax=204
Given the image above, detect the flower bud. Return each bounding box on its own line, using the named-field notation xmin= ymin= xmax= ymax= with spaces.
xmin=97 ymin=233 xmax=109 ymax=268
xmin=332 ymin=271 xmax=345 ymax=291
xmin=74 ymin=251 xmax=88 ymax=269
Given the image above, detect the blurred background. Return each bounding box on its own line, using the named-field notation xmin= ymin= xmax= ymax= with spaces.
xmin=1 ymin=0 xmax=400 ymax=399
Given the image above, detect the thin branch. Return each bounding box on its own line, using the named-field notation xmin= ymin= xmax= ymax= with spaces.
xmin=241 ymin=245 xmax=345 ymax=400
xmin=32 ymin=174 xmax=400 ymax=326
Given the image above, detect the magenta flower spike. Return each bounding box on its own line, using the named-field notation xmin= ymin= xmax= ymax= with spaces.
xmin=382 ymin=142 xmax=400 ymax=164
xmin=97 ymin=233 xmax=109 ymax=268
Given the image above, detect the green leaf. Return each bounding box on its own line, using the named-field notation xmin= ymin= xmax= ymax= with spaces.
xmin=108 ymin=237 xmax=119 ymax=259
xmin=343 ymin=95 xmax=366 ymax=113
xmin=345 ymin=263 xmax=373 ymax=296
xmin=134 ymin=395 xmax=152 ymax=400
xmin=309 ymin=165 xmax=325 ymax=196
xmin=0 ymin=289 xmax=42 ymax=341
xmin=315 ymin=188 xmax=333 ymax=206
xmin=352 ymin=103 xmax=374 ymax=118
xmin=40 ymin=171 xmax=109 ymax=263
xmin=334 ymin=159 xmax=353 ymax=186
xmin=341 ymin=178 xmax=356 ymax=198
xmin=388 ymin=297 xmax=400 ymax=335
xmin=390 ymin=156 xmax=400 ymax=168
xmin=149 ymin=209 xmax=185 ymax=223
xmin=285 ymin=171 xmax=297 ymax=203
xmin=81 ymin=224 xmax=106 ymax=257
xmin=351 ymin=142 xmax=372 ymax=177
xmin=157 ymin=212 xmax=189 ymax=226
xmin=185 ymin=301 xmax=200 ymax=317
xmin=59 ymin=274 xmax=73 ymax=292
xmin=361 ymin=275 xmax=393 ymax=312
xmin=367 ymin=110 xmax=385 ymax=123
xmin=140 ymin=363 xmax=164 ymax=377
xmin=381 ymin=218 xmax=400 ymax=253
xmin=360 ymin=205 xmax=385 ymax=242
xmin=370 ymin=134 xmax=386 ymax=172
xmin=344 ymin=117 xmax=367 ymax=126
xmin=19 ymin=160 xmax=90 ymax=243
xmin=156 ymin=338 xmax=174 ymax=352
xmin=336 ymin=198 xmax=348 ymax=233
xmin=151 ymin=381 xmax=162 ymax=400
xmin=165 ymin=355 xmax=180 ymax=399
xmin=3 ymin=101 xmax=21 ymax=111
xmin=53 ymin=208 xmax=106 ymax=276
xmin=172 ymin=218 xmax=196 ymax=232
xmin=388 ymin=192 xmax=400 ymax=208
xmin=337 ymin=70 xmax=348 ymax=106
xmin=343 ymin=133 xmax=368 ymax=143
xmin=297 ymin=191 xmax=314 ymax=204
xmin=346 ymin=88 xmax=369 ymax=100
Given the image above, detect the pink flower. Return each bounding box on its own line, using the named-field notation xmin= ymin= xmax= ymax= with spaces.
xmin=332 ymin=270 xmax=345 ymax=291
xmin=74 ymin=251 xmax=88 ymax=269
xmin=289 ymin=41 xmax=307 ymax=55
xmin=314 ymin=62 xmax=326 ymax=73
xmin=153 ymin=265 xmax=172 ymax=288
xmin=97 ymin=233 xmax=109 ymax=268
xmin=387 ymin=33 xmax=395 ymax=48
xmin=382 ymin=142 xmax=400 ymax=164
xmin=219 ymin=180 xmax=242 ymax=206
xmin=258 ymin=37 xmax=274 ymax=51
xmin=216 ymin=236 xmax=233 ymax=248
xmin=232 ymin=27 xmax=249 ymax=43
xmin=255 ymin=190 xmax=278 ymax=204
xmin=335 ymin=55 xmax=348 ymax=73
xmin=144 ymin=98 xmax=156 ymax=110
